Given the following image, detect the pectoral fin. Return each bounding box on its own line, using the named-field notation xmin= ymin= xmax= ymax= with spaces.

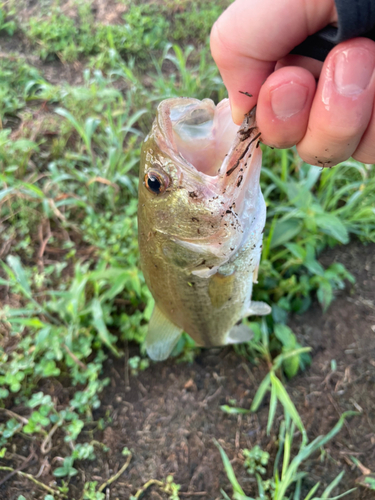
xmin=226 ymin=324 xmax=254 ymax=344
xmin=145 ymin=305 xmax=183 ymax=361
xmin=245 ymin=301 xmax=271 ymax=317
xmin=252 ymin=264 xmax=259 ymax=283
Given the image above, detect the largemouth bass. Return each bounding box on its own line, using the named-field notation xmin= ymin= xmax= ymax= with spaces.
xmin=138 ymin=98 xmax=270 ymax=361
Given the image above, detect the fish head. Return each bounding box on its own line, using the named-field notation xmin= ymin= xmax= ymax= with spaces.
xmin=138 ymin=97 xmax=265 ymax=277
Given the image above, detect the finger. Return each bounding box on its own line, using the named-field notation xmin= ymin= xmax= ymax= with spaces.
xmin=296 ymin=38 xmax=375 ymax=167
xmin=353 ymin=100 xmax=375 ymax=163
xmin=256 ymin=66 xmax=316 ymax=148
xmin=210 ymin=0 xmax=337 ymax=124
xmin=275 ymin=55 xmax=323 ymax=79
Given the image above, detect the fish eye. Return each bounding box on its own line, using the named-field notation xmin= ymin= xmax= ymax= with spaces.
xmin=144 ymin=168 xmax=169 ymax=195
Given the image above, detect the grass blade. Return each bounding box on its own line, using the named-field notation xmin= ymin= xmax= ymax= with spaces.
xmin=250 ymin=373 xmax=271 ymax=412
xmin=221 ymin=406 xmax=250 ymax=415
xmin=303 ymin=482 xmax=320 ymax=500
xmin=320 ymin=471 xmax=345 ymax=498
xmin=7 ymin=255 xmax=31 ymax=297
xmin=270 ymin=372 xmax=306 ymax=441
xmin=266 ymin=381 xmax=277 ymax=436
xmin=214 ymin=440 xmax=246 ymax=497
xmin=91 ymin=298 xmax=120 ymax=357
xmin=277 ymin=412 xmax=358 ymax=499
xmin=312 ymin=489 xmax=357 ymax=500
xmin=220 ymin=489 xmax=232 ymax=500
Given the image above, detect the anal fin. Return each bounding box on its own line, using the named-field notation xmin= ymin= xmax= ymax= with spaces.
xmin=245 ymin=301 xmax=271 ymax=317
xmin=226 ymin=324 xmax=254 ymax=344
xmin=145 ymin=305 xmax=183 ymax=361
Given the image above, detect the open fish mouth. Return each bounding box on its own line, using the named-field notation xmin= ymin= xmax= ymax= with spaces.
xmin=154 ymin=98 xmax=265 ymax=257
xmin=164 ymin=98 xmax=239 ymax=177
xmin=148 ymin=98 xmax=265 ymax=276
xmin=156 ymin=97 xmax=262 ymax=196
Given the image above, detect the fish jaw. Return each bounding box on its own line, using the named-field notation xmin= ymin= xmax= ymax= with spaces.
xmin=143 ymin=99 xmax=264 ymax=272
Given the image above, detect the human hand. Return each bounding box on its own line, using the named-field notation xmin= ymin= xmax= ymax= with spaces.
xmin=211 ymin=0 xmax=375 ymax=166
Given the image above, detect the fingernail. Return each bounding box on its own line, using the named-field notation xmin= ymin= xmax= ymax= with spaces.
xmin=230 ymin=103 xmax=247 ymax=125
xmin=270 ymin=82 xmax=308 ymax=120
xmin=334 ymin=48 xmax=375 ymax=96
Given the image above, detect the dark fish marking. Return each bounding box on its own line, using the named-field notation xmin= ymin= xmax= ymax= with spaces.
xmin=189 ymin=191 xmax=198 ymax=198
xmin=239 ymin=91 xmax=253 ymax=97
xmin=239 ymin=126 xmax=256 ymax=141
xmin=237 ymin=175 xmax=243 ymax=187
xmin=191 ymin=217 xmax=199 ymax=222
xmin=226 ymin=132 xmax=261 ymax=176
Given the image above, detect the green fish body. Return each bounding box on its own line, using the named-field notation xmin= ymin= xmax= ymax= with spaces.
xmin=138 ymin=98 xmax=270 ymax=360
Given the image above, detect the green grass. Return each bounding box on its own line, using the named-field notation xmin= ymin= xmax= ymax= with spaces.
xmin=0 ymin=1 xmax=374 ymax=498
xmin=216 ymin=412 xmax=357 ymax=499
xmin=2 ymin=0 xmax=231 ymax=66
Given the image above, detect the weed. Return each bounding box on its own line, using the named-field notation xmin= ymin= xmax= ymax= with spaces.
xmin=243 ymin=446 xmax=270 ymax=475
xmin=216 ymin=412 xmax=357 ymax=499
xmin=171 ymin=1 xmax=227 ymax=44
xmin=0 ymin=59 xmax=42 ymax=119
xmin=130 ymin=475 xmax=181 ymax=499
xmin=128 ymin=355 xmax=150 ymax=376
xmin=24 ymin=3 xmax=170 ymax=63
xmin=0 ymin=5 xmax=16 ymax=35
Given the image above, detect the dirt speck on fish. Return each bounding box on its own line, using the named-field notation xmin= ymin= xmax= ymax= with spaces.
xmin=138 ymin=98 xmax=271 ymax=361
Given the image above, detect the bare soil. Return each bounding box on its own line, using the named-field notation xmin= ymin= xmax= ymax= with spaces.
xmin=1 ymin=241 xmax=374 ymax=500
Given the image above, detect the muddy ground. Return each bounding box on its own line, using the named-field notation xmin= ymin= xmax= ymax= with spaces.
xmin=2 ymin=241 xmax=374 ymax=499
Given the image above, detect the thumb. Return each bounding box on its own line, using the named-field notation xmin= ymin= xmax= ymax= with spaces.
xmin=211 ymin=0 xmax=337 ymax=124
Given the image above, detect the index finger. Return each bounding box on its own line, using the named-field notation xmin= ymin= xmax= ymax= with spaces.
xmin=210 ymin=0 xmax=337 ymax=124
